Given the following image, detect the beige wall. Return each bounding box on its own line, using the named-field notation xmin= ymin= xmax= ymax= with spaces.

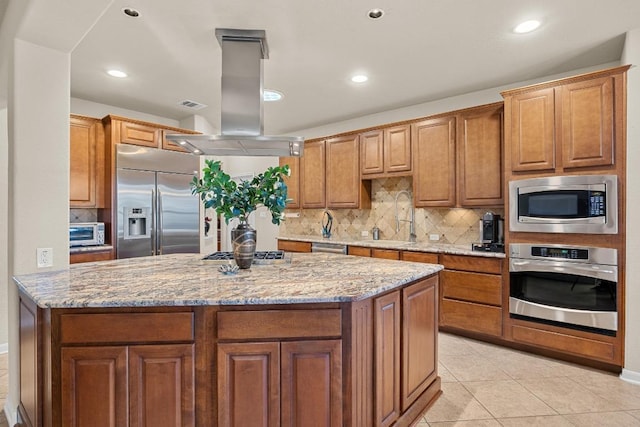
xmin=0 ymin=108 xmax=7 ymax=350
xmin=622 ymin=28 xmax=640 ymax=383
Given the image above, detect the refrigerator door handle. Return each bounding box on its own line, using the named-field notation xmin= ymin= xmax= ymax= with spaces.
xmin=157 ymin=189 xmax=163 ymax=255
xmin=151 ymin=189 xmax=157 ymax=256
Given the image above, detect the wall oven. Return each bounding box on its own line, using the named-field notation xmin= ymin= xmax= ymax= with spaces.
xmin=509 ymin=243 xmax=617 ymax=335
xmin=509 ymin=175 xmax=617 ymax=234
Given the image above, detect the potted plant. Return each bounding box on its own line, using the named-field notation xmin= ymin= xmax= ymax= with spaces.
xmin=191 ymin=159 xmax=290 ymax=268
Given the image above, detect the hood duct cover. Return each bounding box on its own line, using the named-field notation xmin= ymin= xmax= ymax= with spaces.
xmin=166 ymin=28 xmax=304 ymax=157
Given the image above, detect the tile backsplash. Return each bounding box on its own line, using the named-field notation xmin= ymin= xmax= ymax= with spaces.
xmin=70 ymin=208 xmax=98 ymax=223
xmin=279 ymin=177 xmax=504 ymax=246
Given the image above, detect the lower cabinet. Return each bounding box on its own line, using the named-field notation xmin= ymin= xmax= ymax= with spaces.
xmin=374 ymin=276 xmax=438 ymax=427
xmin=277 ymin=240 xmax=312 ymax=253
xmin=217 ymin=340 xmax=343 ymax=427
xmin=61 ymin=344 xmax=195 ymax=427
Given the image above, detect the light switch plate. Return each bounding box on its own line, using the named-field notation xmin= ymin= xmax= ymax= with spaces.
xmin=37 ymin=248 xmax=53 ymax=268
xmin=429 ymin=234 xmax=440 ymax=241
xmin=361 ymin=230 xmax=369 ymax=237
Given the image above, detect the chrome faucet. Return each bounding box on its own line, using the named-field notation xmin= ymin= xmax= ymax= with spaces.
xmin=395 ymin=190 xmax=417 ymax=243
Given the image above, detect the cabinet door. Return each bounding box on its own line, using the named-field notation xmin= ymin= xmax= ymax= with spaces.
xmin=129 ymin=344 xmax=195 ymax=427
xmin=402 ymin=277 xmax=438 ymax=410
xmin=161 ymin=130 xmax=191 ymax=153
xmin=300 ymin=140 xmax=326 ymax=208
xmin=361 ymin=130 xmax=384 ymax=175
xmin=374 ymin=291 xmax=401 ymax=427
xmin=509 ymin=88 xmax=555 ymax=172
xmin=70 ymin=116 xmax=102 ymax=208
xmin=326 ymin=135 xmax=362 ymax=208
xmin=281 ymin=340 xmax=343 ymax=427
xmin=218 ymin=342 xmax=280 ymax=427
xmin=384 ymin=125 xmax=412 ymax=174
xmin=561 ymin=76 xmax=614 ymax=169
xmin=280 ymin=156 xmax=300 ymax=209
xmin=458 ymin=105 xmax=503 ymax=206
xmin=412 ymin=116 xmax=456 ymax=207
xmin=61 ymin=346 xmax=128 ymax=427
xmin=120 ymin=121 xmax=160 ymax=147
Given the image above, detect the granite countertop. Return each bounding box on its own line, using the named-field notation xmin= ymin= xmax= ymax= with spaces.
xmin=277 ymin=235 xmax=506 ymax=259
xmin=13 ymin=253 xmax=443 ymax=309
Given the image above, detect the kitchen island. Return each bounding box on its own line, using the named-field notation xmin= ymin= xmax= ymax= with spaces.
xmin=14 ymin=252 xmax=443 ymax=427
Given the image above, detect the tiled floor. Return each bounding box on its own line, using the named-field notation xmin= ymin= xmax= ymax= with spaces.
xmin=417 ymin=333 xmax=640 ymax=426
xmin=0 ymin=335 xmax=639 ymax=427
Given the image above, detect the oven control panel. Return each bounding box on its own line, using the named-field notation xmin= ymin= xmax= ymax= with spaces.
xmin=531 ymin=246 xmax=588 ymax=260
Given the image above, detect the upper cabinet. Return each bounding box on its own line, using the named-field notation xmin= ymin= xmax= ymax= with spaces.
xmin=280 ymin=156 xmax=300 ymax=209
xmin=412 ymin=116 xmax=457 ymax=207
xmin=70 ymin=115 xmax=105 ymax=208
xmin=300 ymin=139 xmax=326 ymax=209
xmin=361 ymin=125 xmax=411 ymax=178
xmin=326 ymin=135 xmax=371 ymax=209
xmin=118 ymin=120 xmax=160 ymax=147
xmin=104 ymin=115 xmax=199 ymax=153
xmin=457 ymin=104 xmax=504 ymax=206
xmin=502 ymin=65 xmax=629 ymax=174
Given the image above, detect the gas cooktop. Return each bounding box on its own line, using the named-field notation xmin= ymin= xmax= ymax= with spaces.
xmin=203 ymin=250 xmax=291 ymax=265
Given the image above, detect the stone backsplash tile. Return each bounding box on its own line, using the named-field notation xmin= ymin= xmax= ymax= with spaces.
xmin=70 ymin=208 xmax=98 ymax=223
xmin=280 ymin=177 xmax=504 ymax=246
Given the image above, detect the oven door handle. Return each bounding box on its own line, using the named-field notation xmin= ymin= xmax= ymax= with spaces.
xmin=510 ymin=259 xmax=617 ymax=281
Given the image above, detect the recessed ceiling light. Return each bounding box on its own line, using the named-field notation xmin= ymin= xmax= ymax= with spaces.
xmin=107 ymin=69 xmax=128 ymax=78
xmin=351 ymin=74 xmax=368 ymax=83
xmin=514 ymin=20 xmax=541 ymax=34
xmin=263 ymin=89 xmax=283 ymax=102
xmin=122 ymin=8 xmax=140 ymax=18
xmin=368 ymin=8 xmax=384 ymax=19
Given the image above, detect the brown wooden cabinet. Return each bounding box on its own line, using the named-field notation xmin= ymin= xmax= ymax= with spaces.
xmin=300 ymin=139 xmax=326 ymax=209
xmin=280 ymin=156 xmax=300 ymax=209
xmin=277 ymin=240 xmax=312 ymax=253
xmin=69 ymin=249 xmax=114 ymax=264
xmin=374 ymin=276 xmax=438 ymax=427
xmin=70 ymin=115 xmax=104 ymax=208
xmin=361 ymin=125 xmax=412 ymax=178
xmin=326 ymin=135 xmax=371 ymax=209
xmin=162 ymin=129 xmax=198 ymax=153
xmin=412 ymin=116 xmax=456 ymax=207
xmin=439 ymin=254 xmax=503 ymax=337
xmin=118 ymin=120 xmax=160 ymax=147
xmin=457 ymin=104 xmax=504 ymax=206
xmin=502 ymin=65 xmax=628 ymax=174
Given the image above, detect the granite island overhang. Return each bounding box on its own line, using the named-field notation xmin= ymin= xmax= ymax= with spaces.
xmin=14 ymin=252 xmax=444 ymax=427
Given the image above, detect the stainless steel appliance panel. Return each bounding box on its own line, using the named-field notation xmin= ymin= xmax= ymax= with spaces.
xmin=157 ymin=172 xmax=200 ymax=255
xmin=117 ymin=168 xmax=155 ymax=258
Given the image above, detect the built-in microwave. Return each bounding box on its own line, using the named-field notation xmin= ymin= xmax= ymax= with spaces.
xmin=509 ymin=175 xmax=617 ymax=234
xmin=69 ymin=222 xmax=105 ymax=247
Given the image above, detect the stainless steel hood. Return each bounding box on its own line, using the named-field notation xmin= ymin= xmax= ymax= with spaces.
xmin=166 ymin=29 xmax=304 ymax=157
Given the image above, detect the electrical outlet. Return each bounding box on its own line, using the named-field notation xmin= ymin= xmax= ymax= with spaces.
xmin=37 ymin=248 xmax=53 ymax=268
xmin=361 ymin=230 xmax=369 ymax=237
xmin=429 ymin=234 xmax=440 ymax=242
xmin=285 ymin=212 xmax=300 ymax=218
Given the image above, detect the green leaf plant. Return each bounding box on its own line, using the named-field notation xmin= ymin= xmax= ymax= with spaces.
xmin=191 ymin=159 xmax=290 ymax=226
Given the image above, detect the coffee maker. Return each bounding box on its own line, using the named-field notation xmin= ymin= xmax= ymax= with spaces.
xmin=472 ymin=212 xmax=504 ymax=253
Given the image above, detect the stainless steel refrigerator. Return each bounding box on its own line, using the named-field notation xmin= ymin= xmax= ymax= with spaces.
xmin=116 ymin=144 xmax=200 ymax=259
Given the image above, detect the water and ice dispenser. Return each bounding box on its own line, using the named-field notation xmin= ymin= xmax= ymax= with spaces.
xmin=124 ymin=207 xmax=151 ymax=239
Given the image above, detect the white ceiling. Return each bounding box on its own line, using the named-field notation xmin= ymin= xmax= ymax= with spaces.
xmin=66 ymin=0 xmax=640 ymax=134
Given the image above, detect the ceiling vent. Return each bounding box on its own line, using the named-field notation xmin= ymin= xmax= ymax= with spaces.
xmin=166 ymin=28 xmax=304 ymax=157
xmin=178 ymin=99 xmax=207 ymax=110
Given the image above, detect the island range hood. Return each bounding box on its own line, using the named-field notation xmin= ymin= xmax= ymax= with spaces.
xmin=166 ymin=28 xmax=304 ymax=157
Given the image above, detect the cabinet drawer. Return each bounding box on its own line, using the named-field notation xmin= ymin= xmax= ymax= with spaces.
xmin=372 ymin=249 xmax=400 ymax=260
xmin=401 ymin=251 xmax=438 ymax=264
xmin=441 ymin=299 xmax=502 ymax=337
xmin=277 ymin=240 xmax=312 ymax=253
xmin=60 ymin=312 xmax=194 ymax=344
xmin=218 ymin=309 xmax=342 ymax=340
xmin=348 ymin=246 xmax=372 ymax=257
xmin=441 ymin=254 xmax=502 ymax=274
xmin=441 ymin=270 xmax=502 ymax=306
xmin=511 ymin=324 xmax=615 ymax=363
xmin=119 ymin=121 xmax=159 ymax=147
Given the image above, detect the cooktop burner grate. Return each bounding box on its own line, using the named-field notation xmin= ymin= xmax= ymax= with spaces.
xmin=203 ymin=250 xmax=290 ymax=264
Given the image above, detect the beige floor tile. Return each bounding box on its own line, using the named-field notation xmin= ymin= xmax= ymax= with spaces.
xmin=441 ymin=355 xmax=510 ymax=382
xmin=630 ymin=410 xmax=640 ymax=420
xmin=517 ymin=376 xmax=628 ymax=413
xmin=496 ymin=415 xmax=574 ymax=426
xmin=569 ymin=370 xmax=640 ymax=410
xmin=490 ymin=352 xmax=565 ymax=380
xmin=461 ymin=380 xmax=557 ymax=418
xmin=423 ymin=382 xmax=494 ymax=423
xmin=429 ymin=420 xmax=501 ymax=426
xmin=439 ymin=363 xmax=458 ymax=383
xmin=439 ymin=333 xmax=478 ymax=356
xmin=563 ymin=411 xmax=640 ymax=427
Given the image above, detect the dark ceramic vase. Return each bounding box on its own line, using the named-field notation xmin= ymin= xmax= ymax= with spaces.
xmin=231 ymin=222 xmax=257 ymax=269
